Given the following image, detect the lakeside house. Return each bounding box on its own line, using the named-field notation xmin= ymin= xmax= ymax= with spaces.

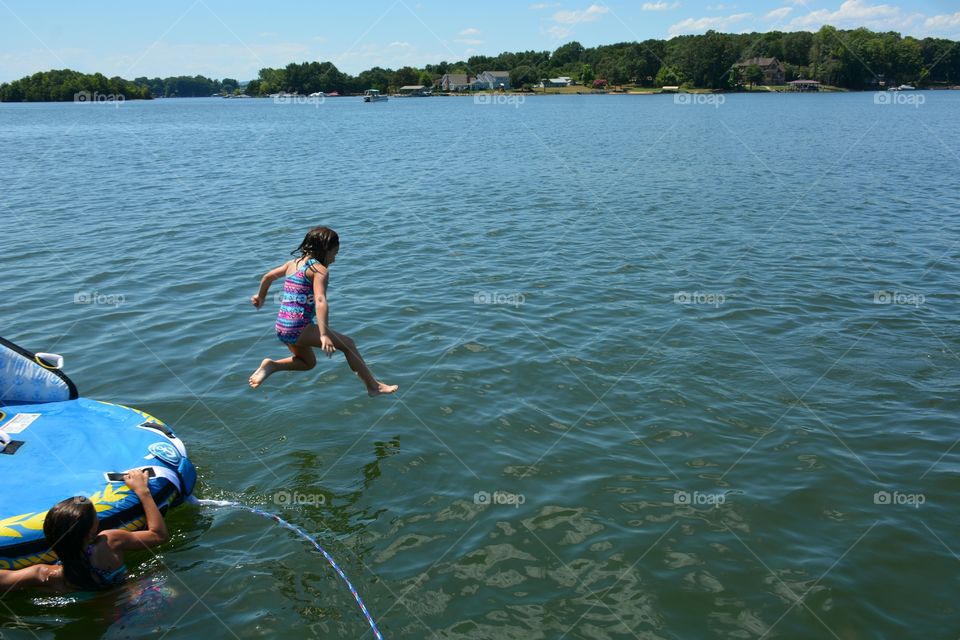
xmin=787 ymin=79 xmax=821 ymax=92
xmin=438 ymin=73 xmax=471 ymax=91
xmin=537 ymin=76 xmax=574 ymax=88
xmin=474 ymin=71 xmax=511 ymax=90
xmin=735 ymin=57 xmax=785 ymax=85
xmin=438 ymin=71 xmax=512 ymax=91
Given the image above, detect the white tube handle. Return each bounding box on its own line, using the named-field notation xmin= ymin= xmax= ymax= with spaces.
xmin=35 ymin=352 xmax=64 ymax=369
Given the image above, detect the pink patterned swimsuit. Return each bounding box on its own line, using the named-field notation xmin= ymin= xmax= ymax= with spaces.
xmin=276 ymin=259 xmax=321 ymax=344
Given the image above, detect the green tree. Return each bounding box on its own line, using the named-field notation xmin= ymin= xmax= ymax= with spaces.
xmin=552 ymin=41 xmax=585 ymax=66
xmin=356 ymin=67 xmax=392 ymax=92
xmin=745 ymin=64 xmax=765 ymax=86
xmin=580 ymin=63 xmax=594 ymax=85
xmin=0 ymin=69 xmax=153 ymax=101
xmin=510 ymin=65 xmax=537 ymax=89
xmin=5 ymin=26 xmax=960 ymax=101
xmin=728 ymin=64 xmax=743 ymax=88
xmin=394 ymin=66 xmax=420 ymax=88
xmin=655 ymin=65 xmax=683 ymax=86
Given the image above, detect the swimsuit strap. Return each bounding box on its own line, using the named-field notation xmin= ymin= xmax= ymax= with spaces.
xmin=85 ymin=541 xmax=128 ymax=586
xmin=296 ymin=258 xmax=324 ymax=279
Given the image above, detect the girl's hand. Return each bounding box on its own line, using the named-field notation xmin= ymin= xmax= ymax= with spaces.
xmin=124 ymin=470 xmax=150 ymax=494
xmin=251 ymin=295 xmax=263 ymax=310
xmin=320 ymin=334 xmax=336 ymax=357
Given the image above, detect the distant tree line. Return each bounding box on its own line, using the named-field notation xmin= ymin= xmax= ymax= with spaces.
xmin=2 ymin=25 xmax=958 ymax=101
xmin=0 ymin=69 xmax=152 ymax=101
xmin=243 ymin=26 xmax=960 ymax=94
xmin=133 ymin=75 xmax=240 ymax=97
xmin=0 ymin=70 xmax=245 ymax=101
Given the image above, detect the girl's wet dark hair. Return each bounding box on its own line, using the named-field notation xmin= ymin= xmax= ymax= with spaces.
xmin=43 ymin=496 xmax=103 ymax=590
xmin=292 ymin=226 xmax=339 ymax=267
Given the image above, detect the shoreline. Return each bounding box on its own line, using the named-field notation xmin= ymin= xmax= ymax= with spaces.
xmin=3 ymin=86 xmax=957 ymax=104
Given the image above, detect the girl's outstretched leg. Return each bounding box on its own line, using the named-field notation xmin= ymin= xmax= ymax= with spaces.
xmin=328 ymin=330 xmax=398 ymax=396
xmin=296 ymin=326 xmax=396 ymax=396
xmin=249 ymin=345 xmax=316 ymax=388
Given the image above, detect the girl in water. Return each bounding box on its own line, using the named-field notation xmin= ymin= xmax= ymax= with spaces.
xmin=248 ymin=226 xmax=398 ymax=397
xmin=0 ymin=470 xmax=168 ymax=592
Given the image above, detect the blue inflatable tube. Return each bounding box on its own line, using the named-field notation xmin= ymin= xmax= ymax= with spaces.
xmin=0 ymin=337 xmax=197 ymax=569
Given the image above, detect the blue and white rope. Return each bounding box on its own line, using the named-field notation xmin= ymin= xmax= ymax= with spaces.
xmin=194 ymin=498 xmax=383 ymax=639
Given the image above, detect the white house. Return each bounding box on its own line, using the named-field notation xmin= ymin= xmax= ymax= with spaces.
xmin=537 ymin=76 xmax=574 ymax=88
xmin=474 ymin=70 xmax=511 ymax=90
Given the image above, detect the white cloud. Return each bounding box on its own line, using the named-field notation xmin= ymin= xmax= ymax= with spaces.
xmin=529 ymin=2 xmax=559 ymax=9
xmin=547 ymin=25 xmax=572 ymax=39
xmin=663 ymin=1 xmax=954 ymax=38
xmin=553 ymin=4 xmax=610 ymax=24
xmin=455 ymin=38 xmax=484 ymax=45
xmin=668 ymin=12 xmax=751 ymax=35
xmin=787 ymin=0 xmax=922 ymax=32
xmin=459 ymin=27 xmax=480 ymax=35
xmin=924 ymin=11 xmax=960 ymax=34
xmin=707 ymin=3 xmax=736 ymax=9
xmin=764 ymin=7 xmax=793 ymax=21
xmin=642 ymin=2 xmax=680 ymax=11
xmin=389 ymin=41 xmax=412 ymax=48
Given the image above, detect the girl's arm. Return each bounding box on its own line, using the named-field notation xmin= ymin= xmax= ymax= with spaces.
xmin=106 ymin=470 xmax=169 ymax=551
xmin=310 ymin=266 xmax=335 ymax=356
xmin=251 ymin=262 xmax=290 ymax=309
xmin=0 ymin=565 xmax=63 ymax=592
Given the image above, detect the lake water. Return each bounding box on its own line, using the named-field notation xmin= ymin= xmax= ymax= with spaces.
xmin=1 ymin=92 xmax=958 ymax=639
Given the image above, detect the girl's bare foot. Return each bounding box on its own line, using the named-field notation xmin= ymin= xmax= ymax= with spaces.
xmin=367 ymin=381 xmax=398 ymax=397
xmin=249 ymin=359 xmax=277 ymax=388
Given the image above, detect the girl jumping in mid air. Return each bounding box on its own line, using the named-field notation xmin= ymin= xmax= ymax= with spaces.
xmin=248 ymin=226 xmax=398 ymax=397
xmin=0 ymin=470 xmax=169 ymax=593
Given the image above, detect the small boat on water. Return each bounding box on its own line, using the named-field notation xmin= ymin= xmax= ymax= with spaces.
xmin=363 ymin=89 xmax=388 ymax=102
xmin=889 ymin=84 xmax=917 ymax=91
xmin=308 ymin=91 xmax=326 ymax=98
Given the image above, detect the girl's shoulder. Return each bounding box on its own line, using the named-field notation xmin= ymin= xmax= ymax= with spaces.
xmin=100 ymin=530 xmax=130 ymax=552
xmin=303 ymin=259 xmax=328 ymax=278
xmin=282 ymin=258 xmax=308 ymax=278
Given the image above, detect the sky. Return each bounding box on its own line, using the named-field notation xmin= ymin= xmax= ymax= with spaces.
xmin=1 ymin=0 xmax=958 ymax=82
